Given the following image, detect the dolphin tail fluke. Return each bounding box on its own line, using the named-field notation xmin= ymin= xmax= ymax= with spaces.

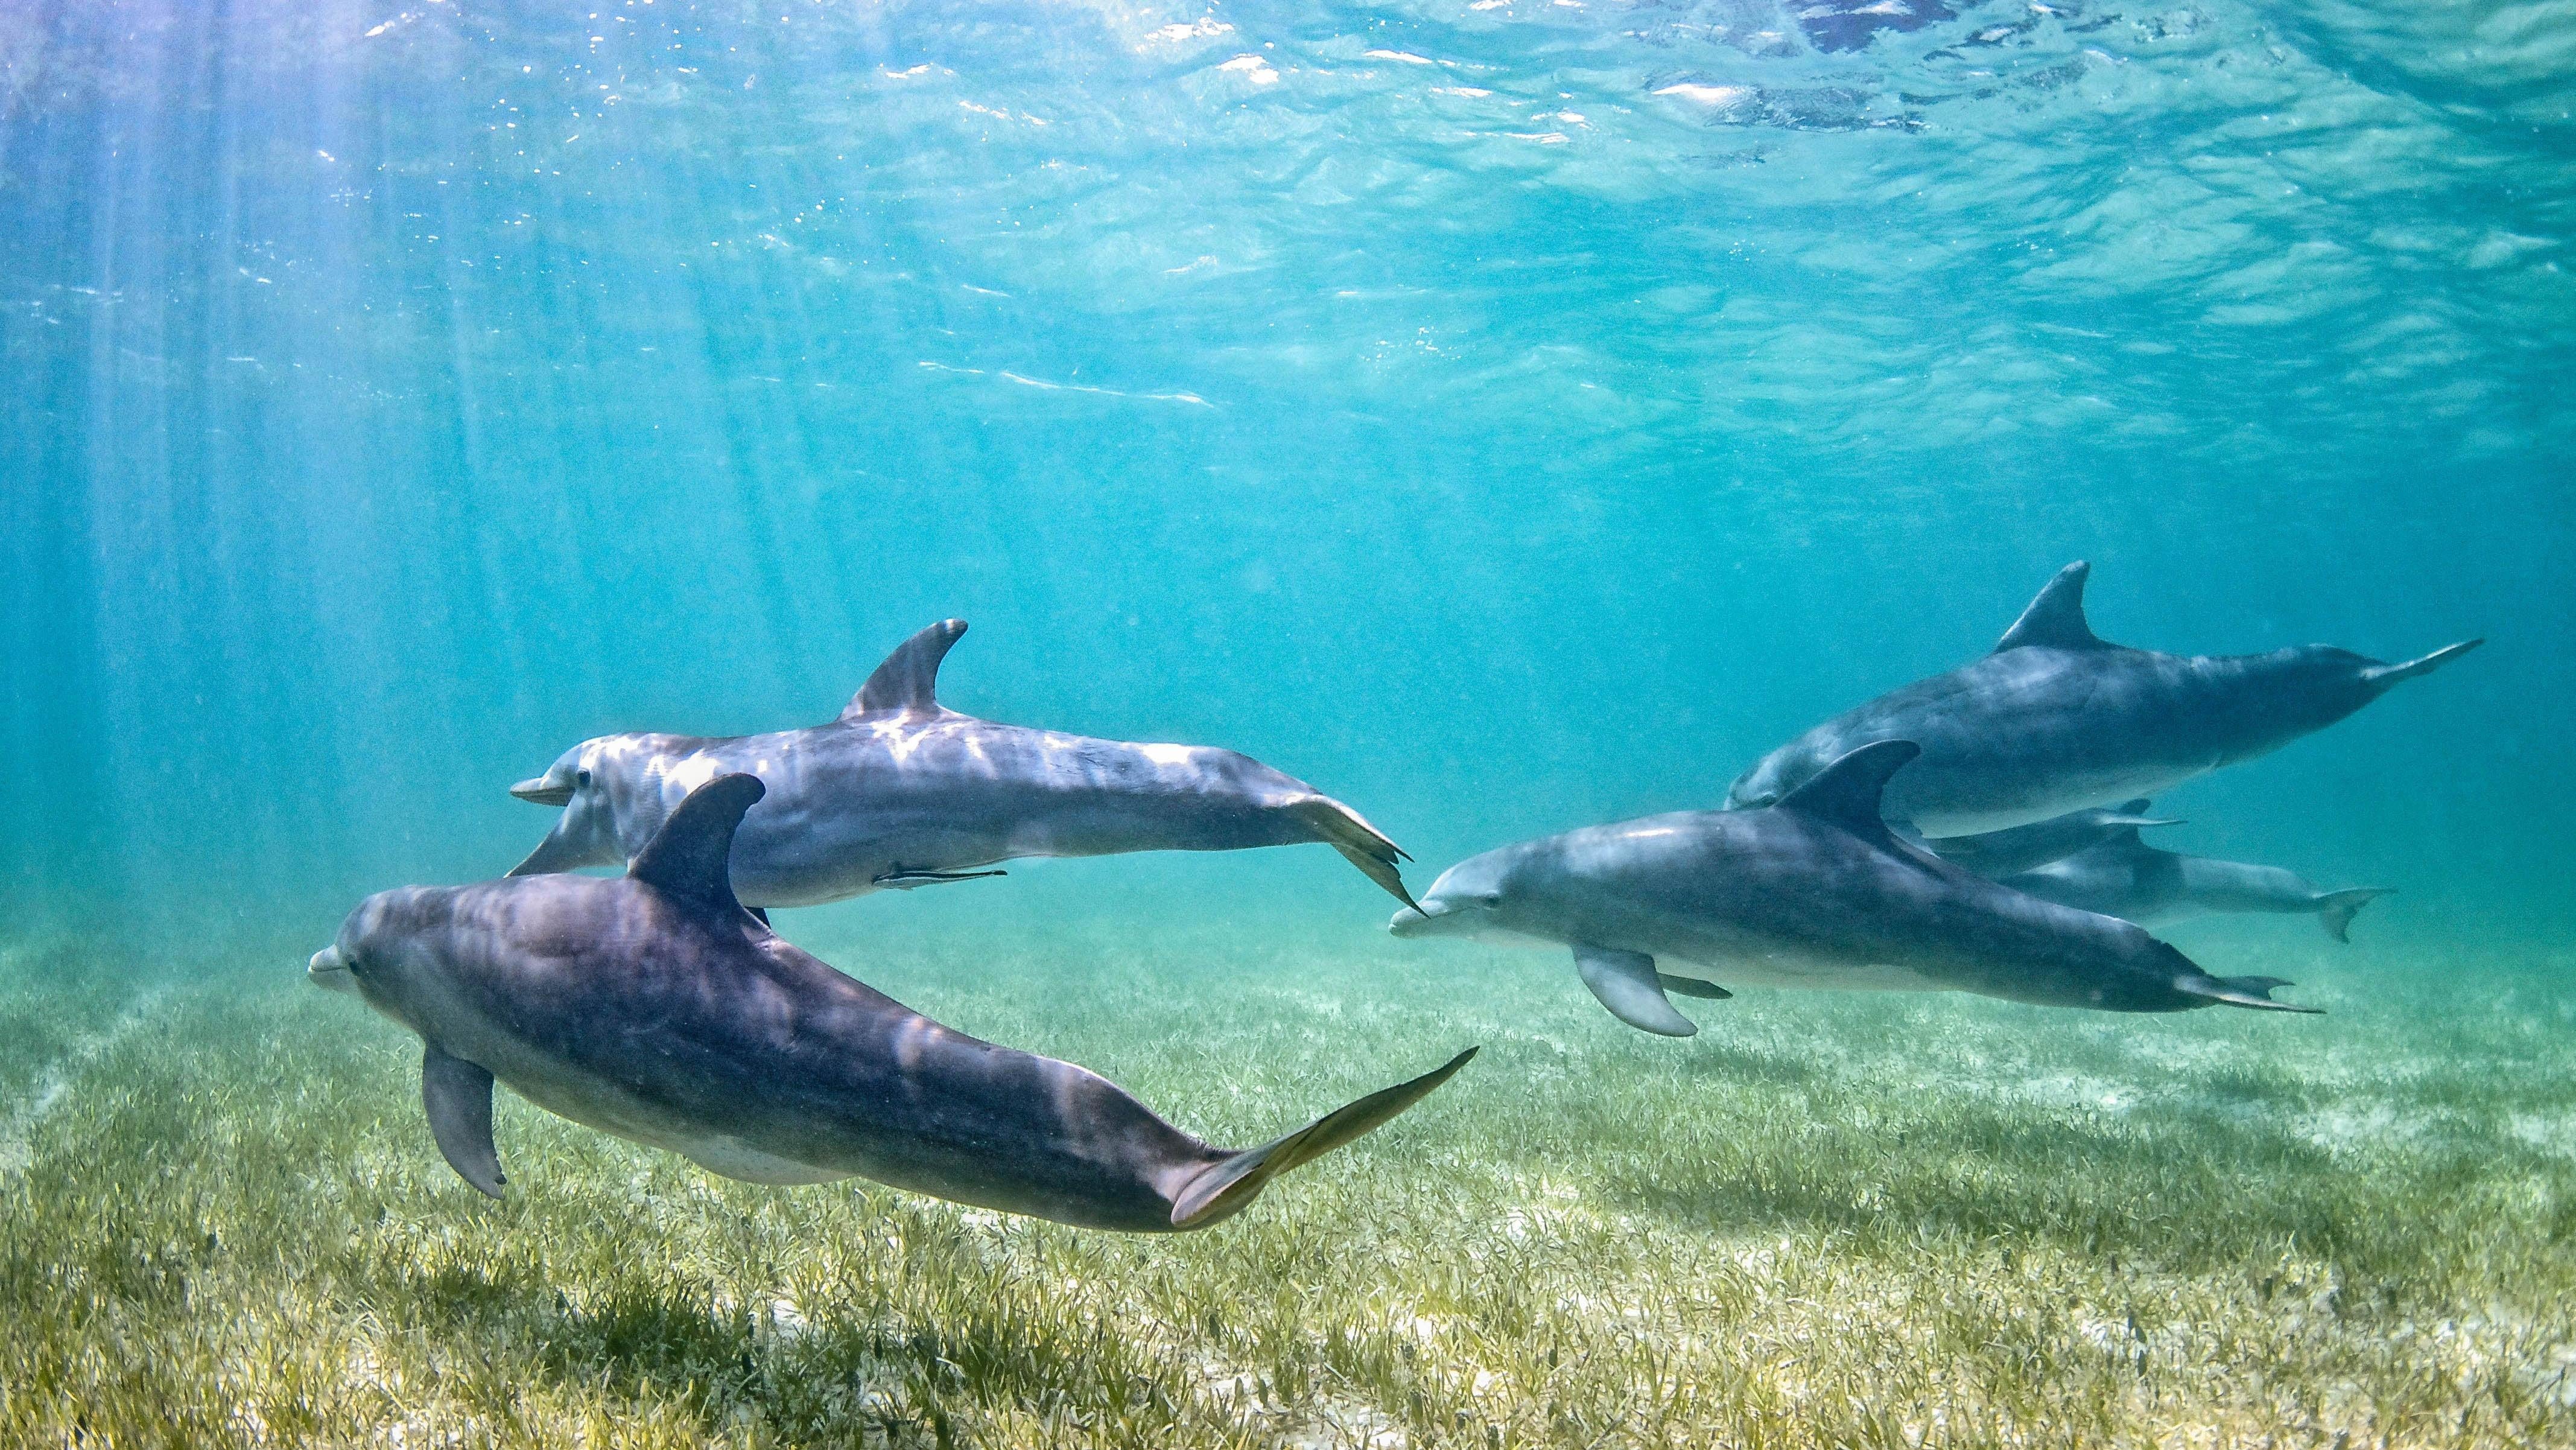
xmin=1286 ymin=797 xmax=1418 ymax=909
xmin=1169 ymin=1048 xmax=1476 ymax=1230
xmin=2176 ymin=974 xmax=2323 ymax=1014
xmin=2362 ymin=638 xmax=2482 ymax=692
xmin=2316 ymin=888 xmax=2393 ymax=943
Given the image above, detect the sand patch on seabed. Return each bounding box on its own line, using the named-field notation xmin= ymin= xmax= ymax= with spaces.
xmin=0 ymin=986 xmax=170 ymax=1180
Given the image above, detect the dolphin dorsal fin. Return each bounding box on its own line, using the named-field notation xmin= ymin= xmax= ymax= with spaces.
xmin=628 ymin=773 xmax=764 ymax=921
xmin=842 ymin=618 xmax=968 ymax=720
xmin=1993 ymin=562 xmax=2106 ymax=652
xmin=1773 ymin=739 xmax=1921 ymax=833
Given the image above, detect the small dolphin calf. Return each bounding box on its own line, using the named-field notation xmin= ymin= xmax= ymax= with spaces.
xmin=1392 ymin=742 xmax=2316 ymax=1037
xmin=1727 ymin=562 xmax=2480 ymax=835
xmin=2002 ymin=824 xmax=2392 ymax=943
xmin=510 ymin=619 xmax=1415 ymax=907
xmin=1920 ymin=800 xmax=2182 ymax=879
xmin=313 ymin=774 xmax=1473 ymax=1231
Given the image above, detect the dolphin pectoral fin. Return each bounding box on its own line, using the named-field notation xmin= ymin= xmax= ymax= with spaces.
xmin=1573 ymin=946 xmax=1698 ymax=1037
xmin=842 ymin=618 xmax=968 ymax=720
xmin=2175 ymin=975 xmax=2323 ymax=1014
xmin=2315 ymin=888 xmax=2393 ymax=943
xmin=2362 ymin=638 xmax=2482 ymax=692
xmin=1658 ymin=973 xmax=1733 ymax=1001
xmin=421 ymin=1044 xmax=507 ymax=1198
xmin=1283 ymin=797 xmax=1418 ymax=909
xmin=871 ymin=867 xmax=1007 ymax=890
xmin=506 ymin=822 xmax=598 ymax=878
xmin=1169 ymin=1048 xmax=1476 ymax=1230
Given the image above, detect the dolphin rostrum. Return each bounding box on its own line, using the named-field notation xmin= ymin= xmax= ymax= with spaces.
xmin=1391 ymin=741 xmax=2317 ymax=1037
xmin=1726 ymin=562 xmax=2481 ymax=836
xmin=509 ymin=619 xmax=1416 ymax=908
xmin=312 ymin=774 xmax=1474 ymax=1230
xmin=1920 ymin=799 xmax=2183 ymax=879
xmin=2001 ymin=821 xmax=2393 ymax=943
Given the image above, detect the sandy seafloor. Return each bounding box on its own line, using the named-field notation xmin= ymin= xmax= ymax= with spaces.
xmin=5 ymin=859 xmax=2574 ymax=1449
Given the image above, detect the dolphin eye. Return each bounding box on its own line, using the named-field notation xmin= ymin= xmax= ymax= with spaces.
xmin=1480 ymin=893 xmax=1505 ymax=907
xmin=575 ymin=769 xmax=592 ymax=788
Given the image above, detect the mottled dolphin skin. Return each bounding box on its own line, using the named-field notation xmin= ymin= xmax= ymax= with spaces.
xmin=1391 ymin=742 xmax=2316 ymax=1037
xmin=311 ymin=774 xmax=1474 ymax=1231
xmin=2002 ymin=824 xmax=2393 ymax=943
xmin=1920 ymin=799 xmax=2182 ymax=879
xmin=1726 ymin=562 xmax=2481 ymax=836
xmin=509 ymin=619 xmax=1415 ymax=908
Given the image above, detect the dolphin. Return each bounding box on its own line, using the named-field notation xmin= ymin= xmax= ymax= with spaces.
xmin=508 ymin=619 xmax=1416 ymax=908
xmin=2001 ymin=825 xmax=2393 ymax=943
xmin=311 ymin=774 xmax=1474 ymax=1231
xmin=1726 ymin=562 xmax=2481 ymax=836
xmin=1918 ymin=799 xmax=2183 ymax=879
xmin=1390 ymin=741 xmax=2317 ymax=1037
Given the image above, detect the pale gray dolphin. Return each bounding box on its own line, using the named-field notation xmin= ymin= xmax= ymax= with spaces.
xmin=312 ymin=774 xmax=1474 ymax=1231
xmin=1920 ymin=799 xmax=2183 ymax=879
xmin=1391 ymin=741 xmax=2316 ymax=1037
xmin=2002 ymin=825 xmax=2393 ymax=943
xmin=509 ymin=619 xmax=1415 ymax=908
xmin=1727 ymin=562 xmax=2481 ymax=835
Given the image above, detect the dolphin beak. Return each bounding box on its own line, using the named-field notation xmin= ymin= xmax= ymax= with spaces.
xmin=1389 ymin=902 xmax=1448 ymax=938
xmin=511 ymin=777 xmax=574 ymax=807
xmin=307 ymin=947 xmax=357 ymax=994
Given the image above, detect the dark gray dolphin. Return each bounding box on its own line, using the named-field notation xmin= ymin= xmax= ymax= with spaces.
xmin=1919 ymin=799 xmax=2183 ymax=879
xmin=1726 ymin=562 xmax=2481 ymax=836
xmin=1391 ymin=741 xmax=2315 ymax=1037
xmin=2002 ymin=824 xmax=2393 ymax=943
xmin=508 ymin=619 xmax=1415 ymax=907
xmin=311 ymin=774 xmax=1473 ymax=1231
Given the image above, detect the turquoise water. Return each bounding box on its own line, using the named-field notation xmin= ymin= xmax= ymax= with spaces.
xmin=2 ymin=2 xmax=2567 ymax=954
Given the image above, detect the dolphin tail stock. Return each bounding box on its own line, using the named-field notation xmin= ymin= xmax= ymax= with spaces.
xmin=2315 ymin=888 xmax=2393 ymax=943
xmin=1168 ymin=1048 xmax=1477 ymax=1230
xmin=2175 ymin=973 xmax=2323 ymax=1014
xmin=2361 ymin=638 xmax=2482 ymax=692
xmin=1284 ymin=797 xmax=1418 ymax=909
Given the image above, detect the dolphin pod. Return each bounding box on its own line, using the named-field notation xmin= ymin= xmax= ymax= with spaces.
xmin=507 ymin=618 xmax=1417 ymax=908
xmin=1726 ymin=562 xmax=2481 ymax=836
xmin=1391 ymin=742 xmax=2314 ymax=1036
xmin=309 ymin=568 xmax=2475 ymax=1223
xmin=314 ymin=774 xmax=1473 ymax=1230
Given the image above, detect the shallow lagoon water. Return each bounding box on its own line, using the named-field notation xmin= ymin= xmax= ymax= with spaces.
xmin=2 ymin=0 xmax=2572 ymax=1444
